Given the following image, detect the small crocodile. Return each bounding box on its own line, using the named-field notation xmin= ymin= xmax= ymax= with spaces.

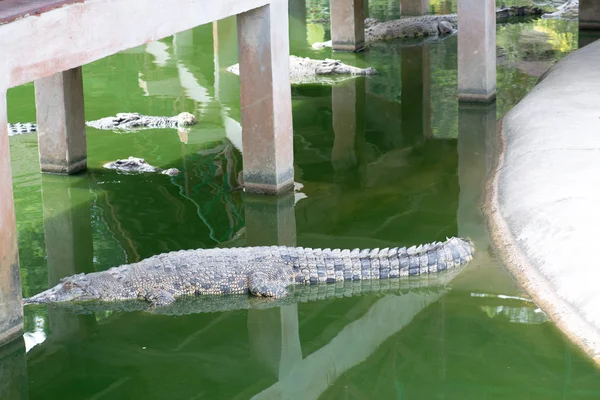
xmin=104 ymin=156 xmax=180 ymax=176
xmin=24 ymin=237 xmax=474 ymax=308
xmin=228 ymin=55 xmax=377 ymax=85
xmin=7 ymin=112 xmax=196 ymax=135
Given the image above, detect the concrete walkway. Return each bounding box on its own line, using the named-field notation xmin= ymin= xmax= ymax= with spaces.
xmin=487 ymin=40 xmax=600 ymax=363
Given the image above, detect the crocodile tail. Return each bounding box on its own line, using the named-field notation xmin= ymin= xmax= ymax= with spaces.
xmin=289 ymin=237 xmax=474 ymax=284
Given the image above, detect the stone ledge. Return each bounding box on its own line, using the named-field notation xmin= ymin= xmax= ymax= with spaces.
xmin=486 ymin=39 xmax=600 ymax=364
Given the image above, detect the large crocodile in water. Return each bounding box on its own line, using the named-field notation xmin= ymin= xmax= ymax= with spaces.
xmin=227 ymin=55 xmax=377 ymax=85
xmin=7 ymin=112 xmax=196 ymax=135
xmin=24 ymin=237 xmax=474 ymax=308
xmin=312 ymin=6 xmax=548 ymax=49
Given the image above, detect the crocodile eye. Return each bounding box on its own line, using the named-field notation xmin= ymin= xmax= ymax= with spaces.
xmin=116 ymin=160 xmax=124 ymax=165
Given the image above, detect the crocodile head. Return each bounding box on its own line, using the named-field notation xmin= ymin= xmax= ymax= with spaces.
xmin=24 ymin=274 xmax=100 ymax=305
xmin=103 ymin=156 xmax=160 ymax=174
xmin=438 ymin=20 xmax=456 ymax=35
xmin=176 ymin=112 xmax=197 ymax=127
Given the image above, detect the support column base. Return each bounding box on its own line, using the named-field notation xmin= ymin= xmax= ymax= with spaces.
xmin=243 ymin=177 xmax=295 ymax=195
xmin=0 ymin=323 xmax=23 ymax=347
xmin=458 ymin=91 xmax=496 ymax=103
xmin=40 ymin=157 xmax=87 ymax=175
xmin=332 ymin=41 xmax=366 ymax=52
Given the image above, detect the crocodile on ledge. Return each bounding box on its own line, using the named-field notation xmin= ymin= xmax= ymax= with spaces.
xmin=7 ymin=112 xmax=196 ymax=135
xmin=227 ymin=55 xmax=377 ymax=85
xmin=312 ymin=6 xmax=547 ymax=48
xmin=24 ymin=237 xmax=474 ymax=308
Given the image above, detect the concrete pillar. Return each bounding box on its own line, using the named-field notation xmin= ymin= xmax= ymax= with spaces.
xmin=401 ymin=0 xmax=429 ymax=16
xmin=34 ymin=67 xmax=87 ymax=174
xmin=0 ymin=91 xmax=24 ymax=346
xmin=401 ymin=44 xmax=432 ymax=141
xmin=457 ymin=0 xmax=496 ymax=102
xmin=331 ymin=0 xmax=365 ymax=52
xmin=245 ymin=193 xmax=301 ymax=379
xmin=237 ymin=2 xmax=294 ymax=194
xmin=332 ymin=78 xmax=366 ymax=172
xmin=41 ymin=174 xmax=96 ymax=340
xmin=580 ymin=0 xmax=600 ymax=30
xmin=0 ymin=337 xmax=28 ymax=400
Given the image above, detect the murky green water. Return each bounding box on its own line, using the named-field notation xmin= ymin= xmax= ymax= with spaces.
xmin=5 ymin=1 xmax=600 ymax=399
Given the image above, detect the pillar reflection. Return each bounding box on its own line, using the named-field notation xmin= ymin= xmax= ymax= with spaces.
xmin=401 ymin=44 xmax=432 ymax=142
xmin=41 ymin=174 xmax=97 ymax=341
xmin=0 ymin=337 xmax=28 ymax=400
xmin=244 ymin=193 xmax=301 ymax=379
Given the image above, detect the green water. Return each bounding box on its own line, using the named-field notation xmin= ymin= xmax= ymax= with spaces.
xmin=5 ymin=1 xmax=600 ymax=399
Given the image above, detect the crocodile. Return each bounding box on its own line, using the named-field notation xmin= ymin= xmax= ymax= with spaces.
xmin=312 ymin=6 xmax=547 ymax=49
xmin=23 ymin=237 xmax=474 ymax=308
xmin=7 ymin=112 xmax=196 ymax=135
xmin=103 ymin=156 xmax=180 ymax=176
xmin=542 ymin=0 xmax=578 ymax=20
xmin=227 ymin=55 xmax=377 ymax=85
xmin=32 ymin=276 xmax=457 ymax=315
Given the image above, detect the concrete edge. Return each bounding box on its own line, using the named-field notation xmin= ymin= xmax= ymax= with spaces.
xmin=484 ymin=117 xmax=600 ymax=366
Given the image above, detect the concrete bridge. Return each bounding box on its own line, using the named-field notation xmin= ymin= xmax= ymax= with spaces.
xmin=1 ymin=0 xmax=600 ymax=357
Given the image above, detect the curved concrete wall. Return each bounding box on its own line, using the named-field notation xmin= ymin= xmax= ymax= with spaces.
xmin=487 ymin=40 xmax=600 ymax=363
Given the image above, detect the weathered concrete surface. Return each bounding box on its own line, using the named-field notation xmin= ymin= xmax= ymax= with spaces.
xmin=0 ymin=0 xmax=277 ymax=89
xmin=457 ymin=0 xmax=496 ymax=102
xmin=237 ymin=2 xmax=294 ymax=194
xmin=580 ymin=0 xmax=600 ymax=30
xmin=486 ymin=40 xmax=600 ymax=363
xmin=35 ymin=67 xmax=87 ymax=174
xmin=330 ymin=0 xmax=365 ymax=51
xmin=401 ymin=0 xmax=429 ymax=16
xmin=0 ymin=92 xmax=24 ymax=345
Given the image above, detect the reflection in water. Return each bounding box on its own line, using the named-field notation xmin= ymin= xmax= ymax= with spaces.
xmin=8 ymin=3 xmax=600 ymax=399
xmin=0 ymin=338 xmax=28 ymax=400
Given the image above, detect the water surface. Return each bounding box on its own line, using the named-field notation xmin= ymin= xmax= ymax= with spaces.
xmin=5 ymin=1 xmax=600 ymax=399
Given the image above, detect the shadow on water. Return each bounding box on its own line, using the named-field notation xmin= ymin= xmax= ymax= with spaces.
xmin=5 ymin=0 xmax=600 ymax=398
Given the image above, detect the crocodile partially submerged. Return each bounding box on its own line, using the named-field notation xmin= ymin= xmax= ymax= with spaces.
xmin=227 ymin=55 xmax=377 ymax=85
xmin=7 ymin=112 xmax=196 ymax=135
xmin=104 ymin=156 xmax=180 ymax=176
xmin=312 ymin=6 xmax=547 ymax=49
xmin=24 ymin=237 xmax=474 ymax=308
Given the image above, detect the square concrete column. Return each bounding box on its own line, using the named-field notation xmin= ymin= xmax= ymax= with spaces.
xmin=34 ymin=67 xmax=87 ymax=174
xmin=401 ymin=0 xmax=429 ymax=16
xmin=331 ymin=0 xmax=365 ymax=52
xmin=0 ymin=91 xmax=24 ymax=346
xmin=457 ymin=0 xmax=496 ymax=102
xmin=237 ymin=1 xmax=294 ymax=194
xmin=580 ymin=0 xmax=600 ymax=30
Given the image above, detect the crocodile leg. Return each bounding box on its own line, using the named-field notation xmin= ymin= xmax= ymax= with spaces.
xmin=248 ymin=269 xmax=290 ymax=298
